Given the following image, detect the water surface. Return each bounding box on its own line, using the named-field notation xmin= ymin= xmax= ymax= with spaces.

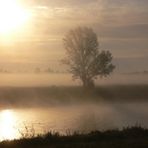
xmin=0 ymin=102 xmax=148 ymax=141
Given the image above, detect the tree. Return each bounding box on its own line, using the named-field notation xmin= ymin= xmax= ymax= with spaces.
xmin=62 ymin=27 xmax=115 ymax=88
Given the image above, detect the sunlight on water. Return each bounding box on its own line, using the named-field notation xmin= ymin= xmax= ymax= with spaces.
xmin=0 ymin=103 xmax=148 ymax=141
xmin=0 ymin=110 xmax=19 ymax=141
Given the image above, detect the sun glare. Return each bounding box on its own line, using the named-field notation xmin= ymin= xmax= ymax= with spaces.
xmin=0 ymin=0 xmax=31 ymax=35
xmin=0 ymin=110 xmax=18 ymax=140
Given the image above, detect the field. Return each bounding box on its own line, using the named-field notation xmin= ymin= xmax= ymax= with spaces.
xmin=0 ymin=85 xmax=148 ymax=108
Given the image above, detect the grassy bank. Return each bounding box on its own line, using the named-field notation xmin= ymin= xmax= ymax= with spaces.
xmin=0 ymin=85 xmax=148 ymax=108
xmin=0 ymin=126 xmax=148 ymax=148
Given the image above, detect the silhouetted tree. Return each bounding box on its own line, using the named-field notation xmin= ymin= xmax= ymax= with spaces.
xmin=63 ymin=27 xmax=115 ymax=88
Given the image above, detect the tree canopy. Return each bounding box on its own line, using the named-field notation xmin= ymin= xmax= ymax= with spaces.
xmin=63 ymin=27 xmax=115 ymax=88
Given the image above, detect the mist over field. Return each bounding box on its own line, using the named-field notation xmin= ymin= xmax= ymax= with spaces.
xmin=0 ymin=73 xmax=147 ymax=87
xmin=0 ymin=0 xmax=148 ymax=147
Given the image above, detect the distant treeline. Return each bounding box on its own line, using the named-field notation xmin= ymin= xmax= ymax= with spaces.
xmin=0 ymin=67 xmax=148 ymax=75
xmin=0 ymin=67 xmax=67 ymax=74
xmin=123 ymin=70 xmax=148 ymax=75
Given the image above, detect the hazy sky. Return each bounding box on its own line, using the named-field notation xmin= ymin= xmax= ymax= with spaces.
xmin=0 ymin=0 xmax=148 ymax=72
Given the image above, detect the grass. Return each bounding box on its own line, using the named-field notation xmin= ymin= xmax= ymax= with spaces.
xmin=0 ymin=126 xmax=148 ymax=148
xmin=0 ymin=85 xmax=148 ymax=108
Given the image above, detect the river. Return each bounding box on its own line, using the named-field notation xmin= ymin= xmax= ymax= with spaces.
xmin=0 ymin=102 xmax=148 ymax=141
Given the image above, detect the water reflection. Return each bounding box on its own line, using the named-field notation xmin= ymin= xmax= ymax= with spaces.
xmin=0 ymin=110 xmax=19 ymax=140
xmin=0 ymin=103 xmax=148 ymax=141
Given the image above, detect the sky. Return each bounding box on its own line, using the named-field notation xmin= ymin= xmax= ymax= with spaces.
xmin=0 ymin=0 xmax=148 ymax=72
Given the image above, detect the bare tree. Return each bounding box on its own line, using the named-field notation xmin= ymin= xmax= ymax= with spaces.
xmin=62 ymin=27 xmax=115 ymax=88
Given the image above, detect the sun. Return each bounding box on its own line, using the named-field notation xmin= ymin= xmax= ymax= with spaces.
xmin=0 ymin=0 xmax=30 ymax=35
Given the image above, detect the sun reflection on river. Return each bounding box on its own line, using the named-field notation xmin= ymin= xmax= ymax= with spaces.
xmin=0 ymin=110 xmax=19 ymax=141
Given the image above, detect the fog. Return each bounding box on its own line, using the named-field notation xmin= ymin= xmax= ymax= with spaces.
xmin=0 ymin=73 xmax=147 ymax=87
xmin=0 ymin=0 xmax=147 ymax=145
xmin=0 ymin=72 xmax=148 ymax=140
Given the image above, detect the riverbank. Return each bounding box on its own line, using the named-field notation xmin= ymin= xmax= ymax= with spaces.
xmin=0 ymin=126 xmax=148 ymax=148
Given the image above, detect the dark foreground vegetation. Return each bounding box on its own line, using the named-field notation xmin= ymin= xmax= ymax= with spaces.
xmin=1 ymin=126 xmax=148 ymax=148
xmin=0 ymin=85 xmax=148 ymax=108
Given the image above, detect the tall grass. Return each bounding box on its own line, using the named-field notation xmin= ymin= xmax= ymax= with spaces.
xmin=1 ymin=126 xmax=148 ymax=148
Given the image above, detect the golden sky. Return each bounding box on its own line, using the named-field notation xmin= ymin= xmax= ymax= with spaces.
xmin=0 ymin=0 xmax=148 ymax=72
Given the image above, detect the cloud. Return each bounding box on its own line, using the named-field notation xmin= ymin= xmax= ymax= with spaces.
xmin=1 ymin=0 xmax=147 ymax=72
xmin=94 ymin=23 xmax=148 ymax=39
xmin=23 ymin=0 xmax=98 ymax=7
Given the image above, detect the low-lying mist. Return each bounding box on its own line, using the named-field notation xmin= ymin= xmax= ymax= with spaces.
xmin=0 ymin=74 xmax=148 ymax=140
xmin=0 ymin=73 xmax=147 ymax=87
xmin=1 ymin=102 xmax=148 ymax=139
xmin=0 ymin=85 xmax=148 ymax=109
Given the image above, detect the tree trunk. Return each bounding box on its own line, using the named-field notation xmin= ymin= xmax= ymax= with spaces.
xmin=82 ymin=77 xmax=95 ymax=89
